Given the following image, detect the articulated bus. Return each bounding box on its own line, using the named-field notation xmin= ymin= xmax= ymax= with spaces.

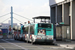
xmin=13 ymin=23 xmax=54 ymax=44
xmin=13 ymin=16 xmax=54 ymax=44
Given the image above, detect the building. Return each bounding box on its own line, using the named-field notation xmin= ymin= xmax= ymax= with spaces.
xmin=49 ymin=0 xmax=75 ymax=40
xmin=0 ymin=22 xmax=17 ymax=35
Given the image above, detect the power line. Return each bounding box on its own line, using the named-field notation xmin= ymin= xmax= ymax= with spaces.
xmin=0 ymin=17 xmax=10 ymax=23
xmin=0 ymin=13 xmax=10 ymax=18
xmin=13 ymin=13 xmax=33 ymax=21
xmin=13 ymin=17 xmax=24 ymax=24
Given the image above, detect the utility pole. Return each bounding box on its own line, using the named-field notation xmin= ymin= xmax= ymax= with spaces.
xmin=11 ymin=6 xmax=13 ymax=35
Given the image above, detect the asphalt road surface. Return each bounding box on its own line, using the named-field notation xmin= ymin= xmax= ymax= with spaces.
xmin=0 ymin=39 xmax=74 ymax=50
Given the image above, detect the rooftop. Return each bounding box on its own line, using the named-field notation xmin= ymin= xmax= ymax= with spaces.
xmin=33 ymin=16 xmax=50 ymax=19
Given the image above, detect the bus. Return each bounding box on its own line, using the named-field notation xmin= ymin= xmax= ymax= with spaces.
xmin=24 ymin=23 xmax=54 ymax=44
xmin=13 ymin=16 xmax=54 ymax=44
xmin=13 ymin=25 xmax=25 ymax=40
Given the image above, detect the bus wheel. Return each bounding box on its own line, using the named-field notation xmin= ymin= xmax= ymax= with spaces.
xmin=31 ymin=41 xmax=34 ymax=44
xmin=24 ymin=40 xmax=26 ymax=42
xmin=26 ymin=39 xmax=29 ymax=43
xmin=31 ymin=39 xmax=34 ymax=44
xmin=19 ymin=37 xmax=21 ymax=41
xmin=14 ymin=36 xmax=16 ymax=40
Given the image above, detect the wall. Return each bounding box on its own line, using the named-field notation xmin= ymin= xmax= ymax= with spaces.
xmin=49 ymin=0 xmax=65 ymax=6
xmin=71 ymin=1 xmax=75 ymax=40
xmin=56 ymin=27 xmax=62 ymax=40
xmin=57 ymin=5 xmax=62 ymax=23
xmin=63 ymin=3 xmax=69 ymax=25
xmin=51 ymin=7 xmax=56 ymax=39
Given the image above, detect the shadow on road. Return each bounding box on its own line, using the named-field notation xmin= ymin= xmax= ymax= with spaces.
xmin=0 ymin=38 xmax=25 ymax=43
xmin=30 ymin=42 xmax=58 ymax=46
xmin=0 ymin=38 xmax=58 ymax=46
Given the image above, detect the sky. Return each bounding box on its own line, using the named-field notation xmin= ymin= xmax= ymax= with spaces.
xmin=0 ymin=0 xmax=50 ymax=25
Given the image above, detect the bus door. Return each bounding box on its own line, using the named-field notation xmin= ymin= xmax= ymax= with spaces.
xmin=18 ymin=30 xmax=20 ymax=38
xmin=30 ymin=25 xmax=34 ymax=39
xmin=25 ymin=26 xmax=28 ymax=39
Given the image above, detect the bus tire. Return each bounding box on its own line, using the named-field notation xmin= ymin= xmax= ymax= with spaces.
xmin=24 ymin=40 xmax=26 ymax=42
xmin=19 ymin=37 xmax=21 ymax=41
xmin=14 ymin=36 xmax=16 ymax=40
xmin=31 ymin=39 xmax=35 ymax=44
xmin=27 ymin=40 xmax=30 ymax=43
xmin=31 ymin=41 xmax=34 ymax=44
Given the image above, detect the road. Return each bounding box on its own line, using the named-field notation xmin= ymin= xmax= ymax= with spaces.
xmin=0 ymin=39 xmax=73 ymax=50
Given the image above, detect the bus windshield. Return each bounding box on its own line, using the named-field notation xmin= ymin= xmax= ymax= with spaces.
xmin=38 ymin=23 xmax=51 ymax=28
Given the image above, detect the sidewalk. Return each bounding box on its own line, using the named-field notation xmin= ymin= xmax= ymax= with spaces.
xmin=56 ymin=41 xmax=75 ymax=49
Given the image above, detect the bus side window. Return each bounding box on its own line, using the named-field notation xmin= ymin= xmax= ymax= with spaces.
xmin=25 ymin=27 xmax=28 ymax=34
xmin=30 ymin=25 xmax=34 ymax=34
xmin=23 ymin=27 xmax=26 ymax=34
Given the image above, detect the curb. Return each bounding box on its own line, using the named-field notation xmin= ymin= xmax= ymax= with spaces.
xmin=57 ymin=44 xmax=75 ymax=49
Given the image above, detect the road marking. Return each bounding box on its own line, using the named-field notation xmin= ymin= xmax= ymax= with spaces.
xmin=1 ymin=39 xmax=67 ymax=50
xmin=50 ymin=47 xmax=65 ymax=49
xmin=10 ymin=39 xmax=14 ymax=40
xmin=2 ymin=39 xmax=14 ymax=40
xmin=0 ymin=45 xmax=6 ymax=50
xmin=1 ymin=39 xmax=28 ymax=50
